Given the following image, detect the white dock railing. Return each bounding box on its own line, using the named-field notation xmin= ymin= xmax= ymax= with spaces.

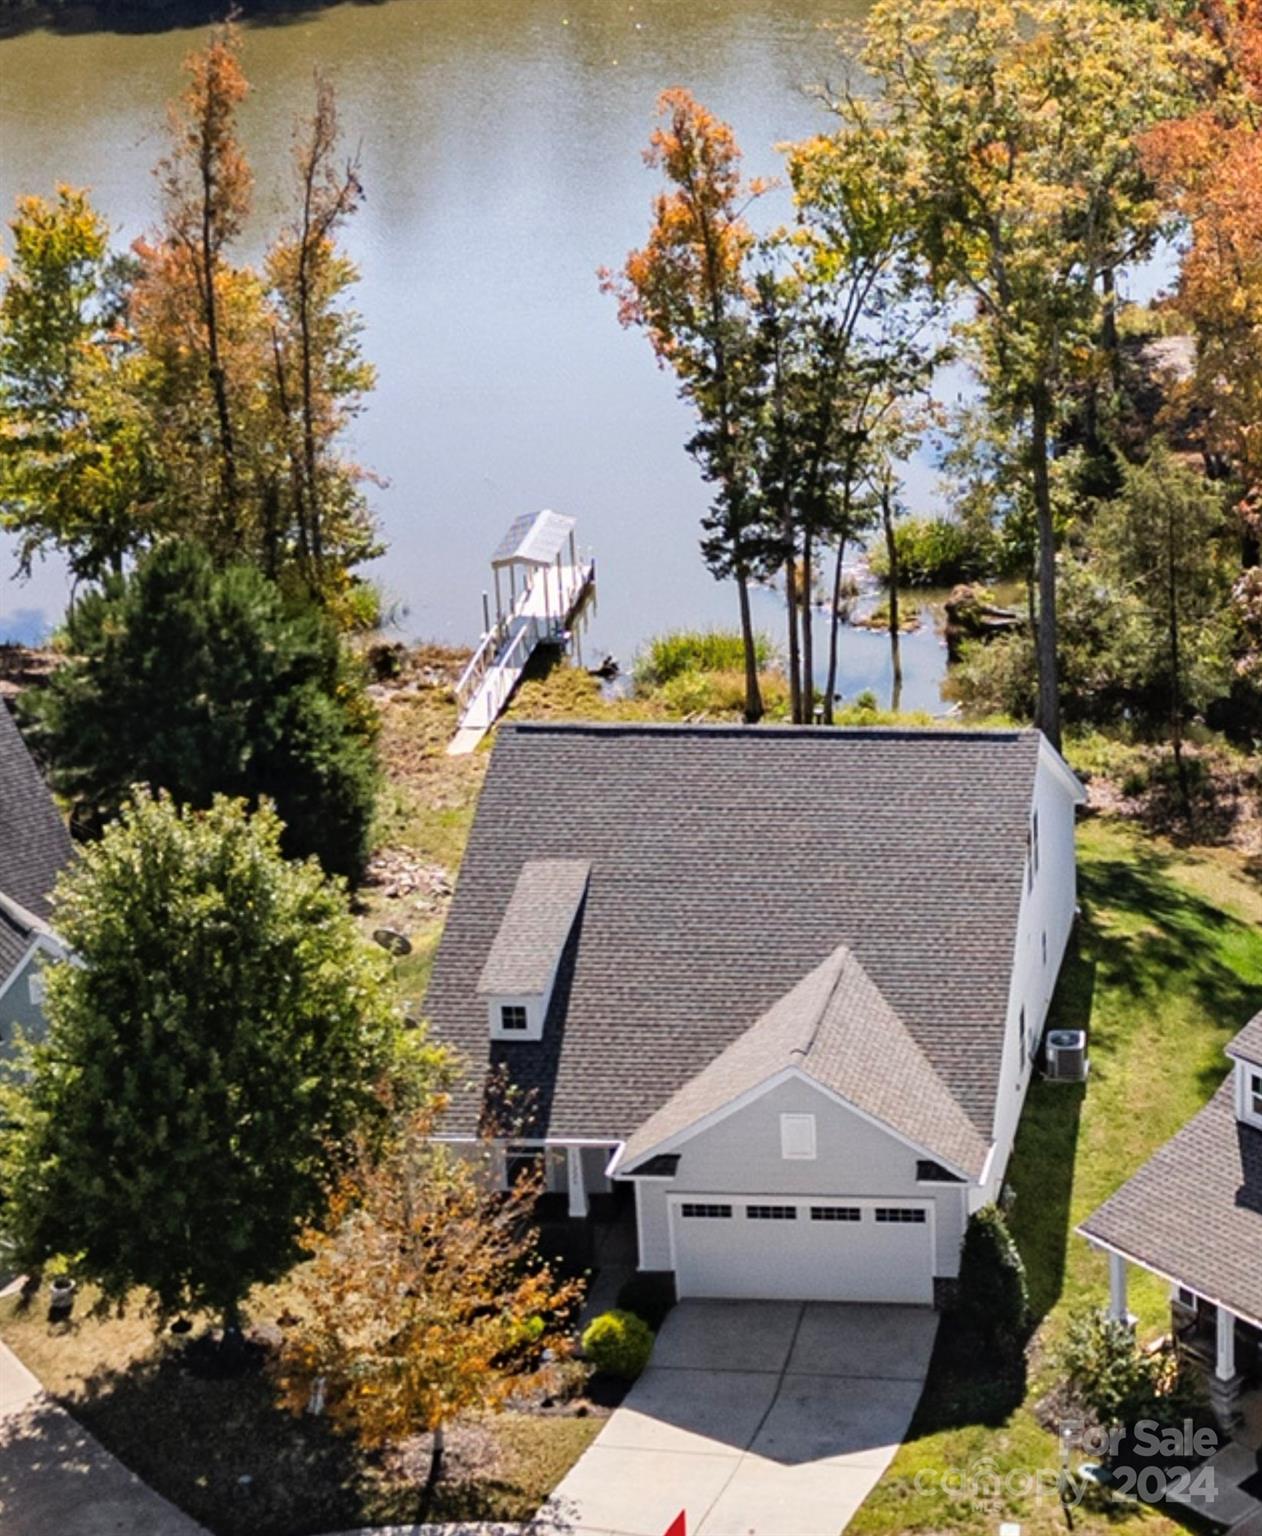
xmin=449 ymin=557 xmax=595 ymax=750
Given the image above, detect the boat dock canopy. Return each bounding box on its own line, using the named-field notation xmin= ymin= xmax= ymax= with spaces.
xmin=491 ymin=509 xmax=577 ymax=568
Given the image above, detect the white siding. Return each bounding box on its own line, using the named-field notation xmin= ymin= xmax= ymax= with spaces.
xmin=636 ymin=1179 xmax=673 ymax=1270
xmin=653 ymin=1076 xmax=969 ymax=1279
xmin=983 ymin=743 xmax=1082 ymax=1207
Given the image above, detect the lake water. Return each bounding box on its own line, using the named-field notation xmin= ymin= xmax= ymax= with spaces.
xmin=0 ymin=0 xmax=1052 ymax=711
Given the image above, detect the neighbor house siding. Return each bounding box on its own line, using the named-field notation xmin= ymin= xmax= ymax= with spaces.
xmin=0 ymin=948 xmax=47 ymax=1069
xmin=983 ymin=746 xmax=1082 ymax=1207
xmin=641 ymin=1076 xmax=971 ymax=1278
xmin=636 ymin=1179 xmax=673 ymax=1270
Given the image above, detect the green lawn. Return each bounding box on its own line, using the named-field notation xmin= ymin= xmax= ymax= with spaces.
xmin=851 ymin=816 xmax=1262 ymax=1536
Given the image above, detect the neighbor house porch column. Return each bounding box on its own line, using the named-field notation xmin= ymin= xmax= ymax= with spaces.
xmin=1210 ymin=1304 xmax=1245 ymax=1428
xmin=1217 ymin=1304 xmax=1236 ymax=1382
xmin=1108 ymin=1251 xmax=1131 ymax=1324
xmin=567 ymin=1146 xmax=588 ymax=1220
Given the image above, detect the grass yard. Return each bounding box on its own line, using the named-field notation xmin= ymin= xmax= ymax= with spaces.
xmin=850 ymin=815 xmax=1262 ymax=1536
xmin=0 ymin=1279 xmax=603 ymax=1536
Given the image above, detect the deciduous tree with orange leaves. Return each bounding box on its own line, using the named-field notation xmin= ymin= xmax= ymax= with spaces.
xmin=604 ymin=90 xmax=772 ymax=722
xmin=276 ymin=1101 xmax=584 ymax=1502
xmin=1143 ymin=0 xmax=1262 ymax=513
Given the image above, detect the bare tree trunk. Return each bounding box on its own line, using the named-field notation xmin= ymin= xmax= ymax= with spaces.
xmin=1101 ymin=267 xmax=1121 ymax=396
xmin=736 ymin=574 xmax=764 ymax=723
xmin=801 ymin=528 xmax=814 ymax=721
xmin=783 ymin=535 xmax=802 ymax=724
xmin=198 ymin=156 xmax=238 ymax=522
xmin=824 ymin=533 xmax=848 ymax=725
xmin=428 ymin=1424 xmax=445 ymax=1489
xmin=296 ymin=142 xmax=323 ymax=580
xmin=882 ymin=484 xmax=902 ymax=714
xmin=1031 ymin=388 xmax=1061 ymax=749
xmin=1167 ymin=498 xmax=1191 ymax=823
xmin=271 ymin=328 xmax=311 ymax=568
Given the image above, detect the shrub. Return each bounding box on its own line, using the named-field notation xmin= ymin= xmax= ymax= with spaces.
xmin=958 ymin=1205 xmax=1031 ymax=1352
xmin=21 ymin=542 xmax=380 ymax=880
xmin=868 ymin=516 xmax=1001 ymax=588
xmin=1058 ymin=1308 xmax=1197 ymax=1431
xmin=581 ymin=1309 xmax=655 ymax=1380
xmin=616 ymin=1272 xmax=676 ymax=1331
xmin=634 ymin=629 xmax=773 ymax=687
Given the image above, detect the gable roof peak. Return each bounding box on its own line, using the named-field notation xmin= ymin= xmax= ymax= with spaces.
xmin=619 ymin=942 xmax=990 ymax=1180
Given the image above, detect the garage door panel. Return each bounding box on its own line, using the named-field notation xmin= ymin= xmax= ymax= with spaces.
xmin=670 ymin=1198 xmax=933 ymax=1305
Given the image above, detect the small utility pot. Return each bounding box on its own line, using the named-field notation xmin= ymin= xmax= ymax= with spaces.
xmin=47 ymin=1276 xmax=76 ymax=1323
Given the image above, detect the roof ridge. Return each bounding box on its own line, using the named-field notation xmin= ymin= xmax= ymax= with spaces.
xmin=790 ymin=944 xmax=853 ymax=1066
xmin=504 ymin=720 xmax=1035 ymax=743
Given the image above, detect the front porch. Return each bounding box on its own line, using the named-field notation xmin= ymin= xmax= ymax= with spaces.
xmin=1104 ymin=1249 xmax=1261 ymax=1429
xmin=1105 ymin=1250 xmax=1262 ymax=1533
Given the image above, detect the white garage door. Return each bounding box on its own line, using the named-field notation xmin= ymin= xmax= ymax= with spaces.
xmin=669 ymin=1196 xmax=934 ymax=1304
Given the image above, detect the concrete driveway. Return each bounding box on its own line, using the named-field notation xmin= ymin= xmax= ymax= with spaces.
xmin=542 ymin=1300 xmax=938 ymax=1536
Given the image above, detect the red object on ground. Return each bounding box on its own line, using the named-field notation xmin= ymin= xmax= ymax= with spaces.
xmin=663 ymin=1515 xmax=686 ymax=1536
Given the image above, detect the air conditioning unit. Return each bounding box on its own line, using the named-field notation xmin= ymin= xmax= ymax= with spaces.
xmin=1045 ymin=1028 xmax=1088 ymax=1082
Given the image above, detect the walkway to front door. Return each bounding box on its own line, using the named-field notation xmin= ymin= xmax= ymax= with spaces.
xmin=541 ymin=1299 xmax=938 ymax=1536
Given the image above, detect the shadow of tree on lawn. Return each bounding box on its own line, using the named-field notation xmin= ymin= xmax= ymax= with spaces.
xmin=6 ymin=1338 xmax=580 ymax=1536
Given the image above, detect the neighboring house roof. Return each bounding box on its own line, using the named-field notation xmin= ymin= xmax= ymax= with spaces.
xmin=427 ymin=722 xmax=1059 ymax=1149
xmin=0 ymin=890 xmax=64 ymax=1003
xmin=0 ymin=903 xmax=30 ymax=990
xmin=1079 ymin=1080 xmax=1262 ymax=1329
xmin=617 ymin=942 xmax=990 ymax=1179
xmin=478 ymin=859 xmax=591 ymax=995
xmin=1227 ymin=1011 xmax=1262 ymax=1070
xmin=491 ymin=510 xmax=576 ymax=568
xmin=0 ymin=700 xmax=72 ymax=923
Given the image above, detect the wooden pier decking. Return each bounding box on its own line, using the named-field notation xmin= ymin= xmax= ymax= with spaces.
xmin=448 ymin=511 xmax=596 ymax=756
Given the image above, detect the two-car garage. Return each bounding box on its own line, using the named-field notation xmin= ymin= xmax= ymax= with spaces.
xmin=668 ymin=1194 xmax=936 ymax=1305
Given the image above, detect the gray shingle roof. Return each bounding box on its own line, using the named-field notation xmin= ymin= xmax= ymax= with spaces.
xmin=618 ymin=942 xmax=990 ymax=1178
xmin=0 ymin=904 xmax=32 ymax=992
xmin=1227 ymin=1012 xmax=1262 ymax=1069
xmin=428 ymin=722 xmax=1050 ymax=1148
xmin=478 ymin=859 xmax=591 ymax=995
xmin=1079 ymin=1079 xmax=1262 ymax=1328
xmin=0 ymin=700 xmax=71 ymax=923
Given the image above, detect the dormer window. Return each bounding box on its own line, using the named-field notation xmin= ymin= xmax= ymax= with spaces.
xmin=1236 ymin=1058 xmax=1262 ymax=1128
xmin=478 ymin=858 xmax=591 ymax=1043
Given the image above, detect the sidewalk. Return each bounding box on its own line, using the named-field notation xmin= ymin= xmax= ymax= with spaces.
xmin=0 ymin=1336 xmax=208 ymax=1536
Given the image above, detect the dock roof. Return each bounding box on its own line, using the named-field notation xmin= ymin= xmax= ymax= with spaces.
xmin=491 ymin=510 xmax=575 ymax=568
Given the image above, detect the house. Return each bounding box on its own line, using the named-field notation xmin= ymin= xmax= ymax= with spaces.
xmin=426 ymin=721 xmax=1086 ymax=1306
xmin=0 ymin=701 xmax=73 ymax=1064
xmin=1079 ymin=1018 xmax=1262 ymax=1426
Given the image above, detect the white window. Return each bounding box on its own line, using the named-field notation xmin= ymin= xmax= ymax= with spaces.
xmin=26 ymin=970 xmax=44 ymax=1006
xmin=875 ymin=1207 xmax=927 ymax=1224
xmin=780 ymin=1112 xmax=817 ymax=1161
xmin=500 ymin=1004 xmax=528 ymax=1032
xmin=1252 ymin=1071 xmax=1262 ymax=1120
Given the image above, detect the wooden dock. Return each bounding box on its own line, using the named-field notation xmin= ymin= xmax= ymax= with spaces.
xmin=448 ymin=510 xmax=596 ymax=756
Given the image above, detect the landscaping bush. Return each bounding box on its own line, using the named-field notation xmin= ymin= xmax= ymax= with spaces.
xmin=957 ymin=1205 xmax=1031 ymax=1352
xmin=634 ymin=629 xmax=773 ymax=687
xmin=581 ymin=1309 xmax=654 ymax=1380
xmin=616 ymin=1273 xmax=676 ymax=1331
xmin=868 ymin=516 xmax=1001 ymax=588
xmin=1057 ymin=1308 xmax=1195 ymax=1431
